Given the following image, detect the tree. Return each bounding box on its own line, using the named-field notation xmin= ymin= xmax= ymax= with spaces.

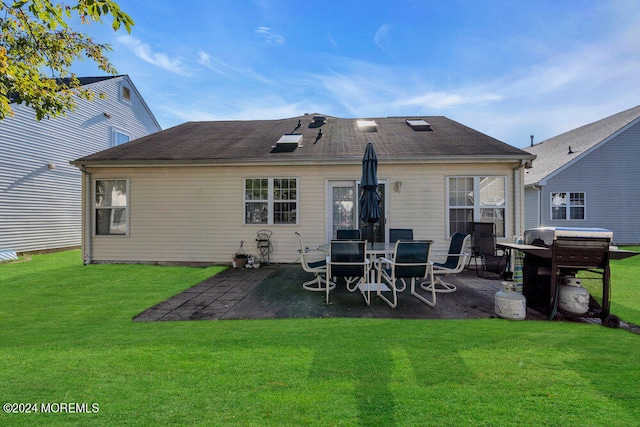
xmin=0 ymin=0 xmax=134 ymax=120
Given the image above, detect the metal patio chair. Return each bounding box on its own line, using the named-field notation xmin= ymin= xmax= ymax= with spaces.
xmin=389 ymin=228 xmax=413 ymax=242
xmin=422 ymin=232 xmax=470 ymax=293
xmin=327 ymin=240 xmax=370 ymax=305
xmin=468 ymin=222 xmax=507 ymax=278
xmin=295 ymin=232 xmax=334 ymax=292
xmin=336 ymin=229 xmax=361 ymax=240
xmin=376 ymin=240 xmax=435 ymax=308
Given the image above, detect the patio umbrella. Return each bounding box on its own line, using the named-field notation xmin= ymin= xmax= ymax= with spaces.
xmin=359 ymin=142 xmax=381 ymax=242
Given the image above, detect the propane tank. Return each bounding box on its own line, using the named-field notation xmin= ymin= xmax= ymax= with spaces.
xmin=558 ymin=277 xmax=590 ymax=314
xmin=495 ymin=281 xmax=527 ymax=320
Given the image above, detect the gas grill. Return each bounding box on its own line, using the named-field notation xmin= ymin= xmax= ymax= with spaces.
xmin=521 ymin=227 xmax=619 ymax=327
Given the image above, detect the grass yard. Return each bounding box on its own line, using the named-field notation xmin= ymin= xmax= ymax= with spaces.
xmin=1 ymin=250 xmax=639 ymax=426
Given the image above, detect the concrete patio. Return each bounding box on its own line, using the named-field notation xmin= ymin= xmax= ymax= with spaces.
xmin=133 ymin=264 xmax=548 ymax=322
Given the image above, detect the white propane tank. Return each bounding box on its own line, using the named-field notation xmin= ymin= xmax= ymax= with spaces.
xmin=558 ymin=277 xmax=590 ymax=314
xmin=495 ymin=281 xmax=527 ymax=320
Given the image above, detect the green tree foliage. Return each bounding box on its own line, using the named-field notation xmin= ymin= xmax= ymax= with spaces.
xmin=0 ymin=0 xmax=134 ymax=120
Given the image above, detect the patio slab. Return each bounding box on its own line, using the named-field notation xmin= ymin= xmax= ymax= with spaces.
xmin=133 ymin=264 xmax=549 ymax=322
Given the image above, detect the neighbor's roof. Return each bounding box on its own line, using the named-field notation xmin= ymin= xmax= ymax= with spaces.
xmin=72 ymin=114 xmax=532 ymax=166
xmin=524 ymin=104 xmax=640 ymax=185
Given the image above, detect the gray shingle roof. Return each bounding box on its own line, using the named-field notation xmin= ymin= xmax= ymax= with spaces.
xmin=524 ymin=104 xmax=640 ymax=185
xmin=72 ymin=114 xmax=532 ymax=165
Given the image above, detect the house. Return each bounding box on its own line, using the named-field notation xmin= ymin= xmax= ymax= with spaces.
xmin=70 ymin=114 xmax=535 ymax=265
xmin=0 ymin=75 xmax=161 ymax=253
xmin=524 ymin=105 xmax=640 ymax=245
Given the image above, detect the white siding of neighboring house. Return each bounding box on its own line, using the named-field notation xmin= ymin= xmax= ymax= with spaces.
xmin=83 ymin=162 xmax=518 ymax=264
xmin=537 ymin=120 xmax=640 ymax=245
xmin=0 ymin=76 xmax=160 ymax=253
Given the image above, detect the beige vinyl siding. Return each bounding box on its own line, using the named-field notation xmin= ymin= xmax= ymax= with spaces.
xmin=86 ymin=162 xmax=518 ymax=264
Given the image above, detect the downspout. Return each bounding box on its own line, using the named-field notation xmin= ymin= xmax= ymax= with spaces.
xmin=80 ymin=166 xmax=92 ymax=265
xmin=513 ymin=161 xmax=525 ymax=238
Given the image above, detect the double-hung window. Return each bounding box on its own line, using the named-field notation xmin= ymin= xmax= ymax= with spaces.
xmin=448 ymin=176 xmax=506 ymax=237
xmin=551 ymin=192 xmax=585 ymax=220
xmin=244 ymin=178 xmax=298 ymax=225
xmin=112 ymin=128 xmax=131 ymax=147
xmin=95 ymin=179 xmax=128 ymax=235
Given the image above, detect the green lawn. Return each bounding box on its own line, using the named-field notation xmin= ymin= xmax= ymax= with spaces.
xmin=1 ymin=250 xmax=639 ymax=426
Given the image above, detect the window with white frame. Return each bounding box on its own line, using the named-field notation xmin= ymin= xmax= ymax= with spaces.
xmin=112 ymin=128 xmax=131 ymax=147
xmin=551 ymin=192 xmax=585 ymax=220
xmin=448 ymin=176 xmax=506 ymax=237
xmin=95 ymin=179 xmax=128 ymax=235
xmin=121 ymin=84 xmax=131 ymax=103
xmin=244 ymin=178 xmax=298 ymax=225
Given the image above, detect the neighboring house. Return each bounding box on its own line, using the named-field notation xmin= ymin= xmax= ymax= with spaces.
xmin=524 ymin=104 xmax=640 ymax=245
xmin=0 ymin=75 xmax=161 ymax=253
xmin=71 ymin=114 xmax=534 ymax=265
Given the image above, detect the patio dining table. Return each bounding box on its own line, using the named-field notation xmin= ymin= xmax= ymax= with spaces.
xmin=319 ymin=241 xmax=397 ymax=291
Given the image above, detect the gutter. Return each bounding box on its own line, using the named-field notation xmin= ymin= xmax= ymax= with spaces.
xmin=79 ymin=166 xmax=92 ymax=265
xmin=70 ymin=154 xmax=537 ymax=169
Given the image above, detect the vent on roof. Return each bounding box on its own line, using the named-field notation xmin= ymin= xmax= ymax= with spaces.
xmin=310 ymin=116 xmax=327 ymax=128
xmin=405 ymin=119 xmax=432 ymax=131
xmin=357 ymin=120 xmax=377 ymax=132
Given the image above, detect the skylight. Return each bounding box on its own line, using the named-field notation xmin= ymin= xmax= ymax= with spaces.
xmin=406 ymin=119 xmax=432 ymax=131
xmin=357 ymin=120 xmax=377 ymax=132
xmin=276 ymin=134 xmax=303 ymax=146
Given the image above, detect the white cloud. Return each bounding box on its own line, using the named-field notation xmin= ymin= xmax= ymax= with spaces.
xmin=117 ymin=35 xmax=191 ymax=75
xmin=255 ymin=27 xmax=285 ymax=44
xmin=373 ymin=24 xmax=394 ymax=56
xmin=197 ymin=50 xmax=273 ymax=84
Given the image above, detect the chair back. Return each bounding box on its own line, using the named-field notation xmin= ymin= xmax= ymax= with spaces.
xmin=441 ymin=233 xmax=470 ymax=269
xmin=295 ymin=232 xmax=323 ymax=271
xmin=329 ymin=240 xmax=366 ymax=278
xmin=336 ymin=229 xmax=361 ymax=240
xmin=472 ymin=222 xmax=497 ymax=255
xmin=393 ymin=240 xmax=432 ymax=278
xmin=389 ymin=228 xmax=413 ymax=242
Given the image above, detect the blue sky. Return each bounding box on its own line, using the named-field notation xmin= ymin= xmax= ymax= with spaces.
xmin=70 ymin=0 xmax=640 ymax=148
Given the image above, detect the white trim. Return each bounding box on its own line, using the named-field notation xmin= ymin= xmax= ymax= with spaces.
xmin=93 ymin=178 xmax=130 ymax=237
xmin=243 ymin=177 xmax=299 ymax=226
xmin=120 ymin=81 xmax=131 ymax=104
xmin=111 ymin=127 xmax=131 ymax=147
xmin=549 ymin=191 xmax=586 ymax=221
xmin=446 ymin=175 xmax=508 ymax=237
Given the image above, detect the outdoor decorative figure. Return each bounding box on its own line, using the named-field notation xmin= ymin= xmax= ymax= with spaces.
xmin=359 ymin=142 xmax=381 ymax=242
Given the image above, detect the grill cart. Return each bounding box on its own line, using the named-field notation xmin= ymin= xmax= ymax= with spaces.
xmin=517 ymin=227 xmax=637 ymax=327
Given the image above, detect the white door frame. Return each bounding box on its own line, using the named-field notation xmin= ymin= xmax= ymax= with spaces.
xmin=325 ymin=179 xmax=389 ymax=243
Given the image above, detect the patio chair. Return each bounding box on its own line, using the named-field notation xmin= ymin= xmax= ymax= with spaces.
xmin=327 ymin=240 xmax=371 ymax=305
xmin=389 ymin=228 xmax=413 ymax=242
xmin=376 ymin=240 xmax=435 ymax=308
xmin=468 ymin=222 xmax=507 ymax=278
xmin=336 ymin=229 xmax=361 ymax=240
xmin=422 ymin=232 xmax=470 ymax=293
xmin=295 ymin=232 xmax=334 ymax=292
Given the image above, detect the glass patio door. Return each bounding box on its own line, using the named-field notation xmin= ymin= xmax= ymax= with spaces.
xmin=327 ymin=180 xmax=387 ymax=242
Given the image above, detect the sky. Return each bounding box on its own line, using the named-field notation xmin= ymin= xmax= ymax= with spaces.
xmin=68 ymin=0 xmax=640 ymax=148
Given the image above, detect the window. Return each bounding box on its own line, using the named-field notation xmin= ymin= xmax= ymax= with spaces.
xmin=448 ymin=176 xmax=506 ymax=237
xmin=95 ymin=180 xmax=128 ymax=235
xmin=121 ymin=84 xmax=131 ymax=103
xmin=244 ymin=178 xmax=297 ymax=225
xmin=551 ymin=192 xmax=585 ymax=220
xmin=112 ymin=128 xmax=131 ymax=147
